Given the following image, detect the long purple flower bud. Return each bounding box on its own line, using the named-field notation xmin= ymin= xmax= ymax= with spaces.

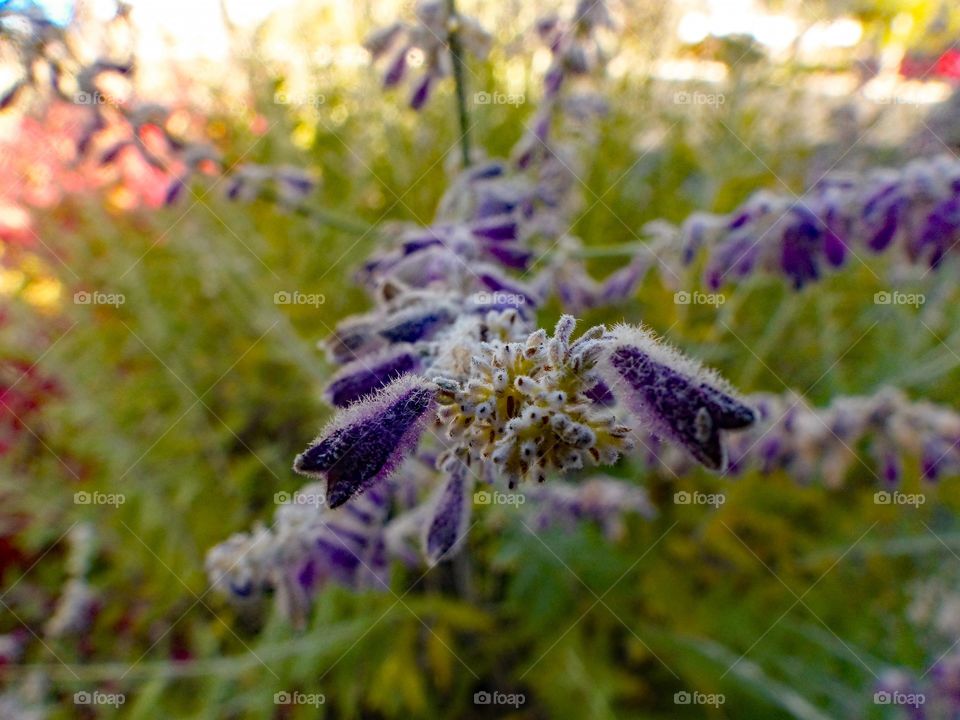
xmin=294 ymin=376 xmax=438 ymax=507
xmin=599 ymin=325 xmax=755 ymax=471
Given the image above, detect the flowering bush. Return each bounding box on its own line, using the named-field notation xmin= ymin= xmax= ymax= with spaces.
xmin=2 ymin=0 xmax=960 ymax=718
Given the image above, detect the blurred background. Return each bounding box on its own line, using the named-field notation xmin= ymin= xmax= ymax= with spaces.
xmin=2 ymin=0 xmax=960 ymax=717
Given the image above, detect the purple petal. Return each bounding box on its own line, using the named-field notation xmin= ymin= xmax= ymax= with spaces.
xmin=164 ymin=179 xmax=185 ymax=206
xmin=780 ymin=208 xmax=823 ymax=289
xmin=483 ymin=244 xmax=532 ymax=270
xmin=477 ymin=271 xmax=537 ymax=306
xmin=585 ymin=380 xmax=616 ymax=406
xmin=599 ymin=260 xmax=648 ymax=304
xmin=866 ymin=202 xmax=900 ymax=252
xmin=99 ymin=142 xmax=129 ymax=165
xmin=544 ymin=65 xmax=564 ymax=96
xmin=409 ymin=73 xmax=434 ymax=110
xmin=602 ymin=332 xmax=755 ymax=471
xmin=378 ymin=306 xmax=454 ymax=344
xmin=384 ymin=49 xmax=408 ymax=88
xmin=324 ymin=346 xmax=421 ymax=408
xmin=422 ymin=461 xmax=472 ymax=563
xmin=294 ymin=377 xmax=438 ymax=507
xmin=471 ymin=217 xmax=519 ymax=242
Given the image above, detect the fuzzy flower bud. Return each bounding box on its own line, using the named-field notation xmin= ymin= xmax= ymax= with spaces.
xmin=599 ymin=325 xmax=755 ymax=471
xmin=294 ymin=376 xmax=438 ymax=507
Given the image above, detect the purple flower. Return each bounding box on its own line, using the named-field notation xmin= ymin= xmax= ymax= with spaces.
xmin=99 ymin=141 xmax=129 ymax=165
xmin=164 ymin=178 xmax=185 ymax=206
xmin=422 ymin=460 xmax=473 ymax=563
xmin=544 ymin=66 xmax=564 ymax=96
xmin=921 ymin=440 xmax=950 ymax=482
xmin=365 ymin=2 xmax=490 ymax=112
xmin=914 ymin=195 xmax=960 ymax=269
xmin=471 ymin=216 xmax=519 ymax=242
xmin=601 ymin=327 xmax=755 ymax=471
xmin=225 ymin=177 xmax=245 ymax=201
xmin=277 ymin=168 xmax=316 ymax=197
xmin=862 ymin=184 xmax=904 ymax=252
xmin=483 ymin=243 xmax=532 ymax=270
xmin=207 ymin=482 xmax=392 ymax=626
xmin=294 ymin=376 xmax=438 ymax=507
xmin=325 ymin=318 xmax=378 ymax=365
xmin=598 ymin=258 xmax=650 ymax=305
xmin=524 ymin=477 xmax=656 ymax=540
xmin=704 ymin=234 xmax=760 ymax=290
xmin=679 ymin=155 xmax=960 ymax=292
xmin=383 ymin=49 xmax=408 ymax=88
xmin=780 ymin=207 xmax=823 ymax=289
xmin=931 ymin=653 xmax=960 ymax=709
xmin=477 ymin=271 xmax=537 ymax=306
xmin=409 ymin=72 xmax=434 ymax=110
xmin=879 ymin=450 xmax=901 ymax=487
xmin=584 ymin=379 xmax=616 ymax=406
xmin=324 ymin=346 xmax=421 ymax=408
xmin=378 ymin=305 xmax=454 ymax=344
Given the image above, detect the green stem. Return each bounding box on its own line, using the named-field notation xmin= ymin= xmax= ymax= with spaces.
xmin=255 ymin=187 xmax=374 ymax=236
xmin=446 ymin=0 xmax=472 ymax=167
xmin=738 ymin=294 xmax=797 ymax=388
xmin=572 ymin=241 xmax=649 ymax=259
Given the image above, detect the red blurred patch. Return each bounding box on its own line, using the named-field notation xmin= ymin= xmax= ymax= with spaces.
xmin=900 ymin=49 xmax=960 ymax=81
xmin=0 ymin=359 xmax=59 ymax=456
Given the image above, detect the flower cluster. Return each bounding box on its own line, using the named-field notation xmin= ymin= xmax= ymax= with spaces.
xmin=536 ymin=249 xmax=657 ymax=315
xmin=642 ymin=154 xmax=960 ymax=291
xmin=522 ymin=476 xmax=656 ymax=541
xmin=513 ymin=1 xmax=613 ymax=170
xmin=875 ymin=658 xmax=958 ymax=720
xmin=206 ymin=482 xmax=391 ymax=628
xmin=0 ymin=1 xmax=333 ymax=220
xmin=627 ymin=386 xmax=960 ymax=487
xmin=365 ymin=0 xmax=491 ymax=110
xmin=221 ymin=164 xmax=317 ymax=208
xmin=536 ymin=0 xmax=615 ymax=100
xmin=360 ymin=153 xmax=584 ymax=290
xmin=433 ymin=317 xmax=635 ymax=487
xmin=207 ymin=0 xmax=764 ymax=623
xmin=309 ymin=311 xmax=757 ymax=498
